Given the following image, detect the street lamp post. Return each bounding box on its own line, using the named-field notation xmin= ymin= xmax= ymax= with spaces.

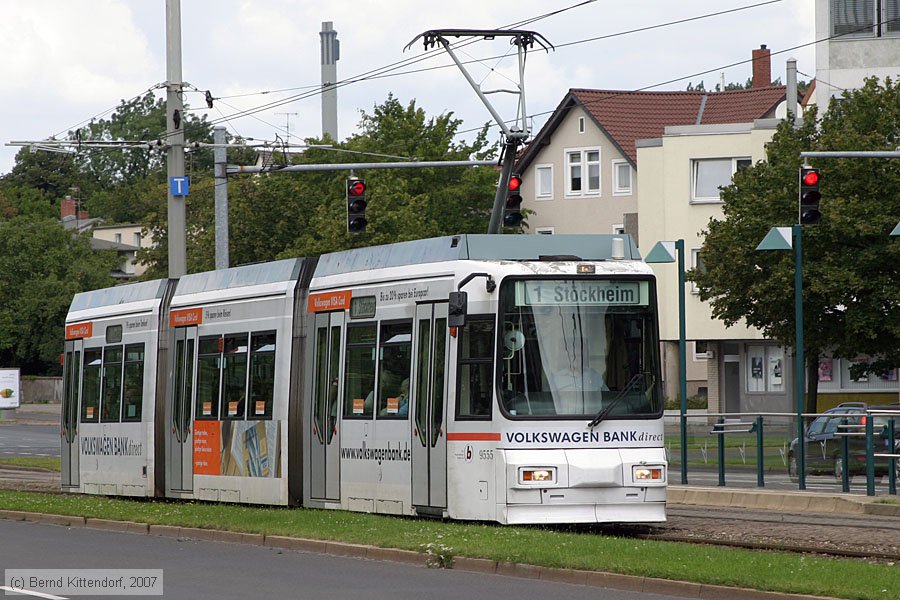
xmin=756 ymin=225 xmax=806 ymax=490
xmin=646 ymin=240 xmax=688 ymax=485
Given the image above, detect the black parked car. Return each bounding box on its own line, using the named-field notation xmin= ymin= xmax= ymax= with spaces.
xmin=788 ymin=403 xmax=900 ymax=481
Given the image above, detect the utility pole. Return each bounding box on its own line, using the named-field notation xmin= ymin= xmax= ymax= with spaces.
xmin=213 ymin=126 xmax=229 ymax=270
xmin=166 ymin=0 xmax=187 ymax=278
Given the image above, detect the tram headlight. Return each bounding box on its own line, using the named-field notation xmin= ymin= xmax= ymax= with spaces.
xmin=632 ymin=466 xmax=664 ymax=482
xmin=520 ymin=467 xmax=555 ymax=484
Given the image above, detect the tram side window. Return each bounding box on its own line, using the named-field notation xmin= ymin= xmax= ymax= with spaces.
xmin=122 ymin=343 xmax=145 ymax=422
xmin=222 ymin=334 xmax=249 ymax=419
xmin=456 ymin=317 xmax=495 ymax=420
xmin=344 ymin=324 xmax=377 ymax=419
xmin=377 ymin=321 xmax=412 ymax=419
xmin=81 ymin=348 xmax=102 ymax=422
xmin=196 ymin=336 xmax=222 ymax=420
xmin=248 ymin=331 xmax=276 ymax=419
xmin=101 ymin=346 xmax=124 ymax=422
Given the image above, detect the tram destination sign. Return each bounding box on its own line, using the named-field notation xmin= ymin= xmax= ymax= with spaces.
xmin=516 ymin=280 xmax=647 ymax=306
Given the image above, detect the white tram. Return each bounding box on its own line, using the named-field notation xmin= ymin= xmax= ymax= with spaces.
xmin=62 ymin=235 xmax=667 ymax=524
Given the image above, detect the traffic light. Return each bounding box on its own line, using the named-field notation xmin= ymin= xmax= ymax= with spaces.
xmin=799 ymin=167 xmax=821 ymax=225
xmin=346 ymin=177 xmax=367 ymax=233
xmin=503 ymin=173 xmax=523 ymax=228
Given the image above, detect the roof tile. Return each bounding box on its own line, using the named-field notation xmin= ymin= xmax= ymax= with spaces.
xmin=549 ymin=87 xmax=786 ymax=164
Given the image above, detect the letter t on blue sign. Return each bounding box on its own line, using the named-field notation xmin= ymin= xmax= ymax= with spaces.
xmin=170 ymin=176 xmax=190 ymax=196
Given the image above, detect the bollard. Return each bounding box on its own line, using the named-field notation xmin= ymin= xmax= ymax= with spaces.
xmin=889 ymin=418 xmax=897 ymax=496
xmin=716 ymin=417 xmax=726 ymax=487
xmin=841 ymin=418 xmax=850 ymax=493
xmin=866 ymin=413 xmax=875 ymax=497
xmin=755 ymin=416 xmax=765 ymax=488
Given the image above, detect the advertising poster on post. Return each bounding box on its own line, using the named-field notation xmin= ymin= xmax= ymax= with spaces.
xmin=0 ymin=368 xmax=20 ymax=409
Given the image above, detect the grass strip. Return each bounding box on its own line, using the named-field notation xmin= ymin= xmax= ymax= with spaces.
xmin=0 ymin=490 xmax=896 ymax=599
xmin=0 ymin=457 xmax=60 ymax=472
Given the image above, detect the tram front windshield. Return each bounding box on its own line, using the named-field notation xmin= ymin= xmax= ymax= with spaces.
xmin=499 ymin=278 xmax=661 ymax=419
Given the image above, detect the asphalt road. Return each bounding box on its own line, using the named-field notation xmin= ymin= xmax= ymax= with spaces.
xmin=0 ymin=424 xmax=59 ymax=458
xmin=0 ymin=520 xmax=684 ymax=600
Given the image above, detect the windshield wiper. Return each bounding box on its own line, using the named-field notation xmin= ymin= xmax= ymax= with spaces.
xmin=587 ymin=372 xmax=647 ymax=429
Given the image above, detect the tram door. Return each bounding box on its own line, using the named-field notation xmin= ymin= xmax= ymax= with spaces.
xmin=310 ymin=311 xmax=344 ymax=501
xmin=168 ymin=326 xmax=196 ymax=493
xmin=411 ymin=303 xmax=449 ymax=509
xmin=61 ymin=340 xmax=82 ymax=489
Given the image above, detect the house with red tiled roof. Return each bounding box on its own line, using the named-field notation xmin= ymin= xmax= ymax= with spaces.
xmin=516 ymin=63 xmax=787 ymax=241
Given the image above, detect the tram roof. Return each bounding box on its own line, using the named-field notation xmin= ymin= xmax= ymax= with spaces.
xmin=315 ymin=234 xmax=641 ymax=277
xmin=174 ymin=258 xmax=305 ymax=296
xmin=69 ymin=279 xmax=169 ymax=312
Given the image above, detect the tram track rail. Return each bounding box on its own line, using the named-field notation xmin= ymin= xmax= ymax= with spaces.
xmin=2 ymin=468 xmax=897 ymax=562
xmin=600 ymin=506 xmax=900 ymax=563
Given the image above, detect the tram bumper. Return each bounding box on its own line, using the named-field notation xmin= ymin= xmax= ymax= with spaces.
xmin=499 ymin=448 xmax=667 ymax=525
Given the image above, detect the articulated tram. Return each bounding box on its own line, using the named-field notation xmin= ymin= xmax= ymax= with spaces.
xmin=62 ymin=235 xmax=667 ymax=524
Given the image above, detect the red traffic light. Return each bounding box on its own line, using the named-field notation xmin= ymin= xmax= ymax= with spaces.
xmin=348 ymin=180 xmax=366 ymax=196
xmin=801 ymin=170 xmax=819 ymax=186
xmin=508 ymin=175 xmax=522 ymax=191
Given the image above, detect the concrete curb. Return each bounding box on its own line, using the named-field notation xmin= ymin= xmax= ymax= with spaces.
xmin=667 ymin=485 xmax=900 ymax=517
xmin=0 ymin=510 xmax=842 ymax=600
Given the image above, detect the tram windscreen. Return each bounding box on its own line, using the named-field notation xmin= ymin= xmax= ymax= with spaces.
xmin=499 ymin=278 xmax=661 ymax=419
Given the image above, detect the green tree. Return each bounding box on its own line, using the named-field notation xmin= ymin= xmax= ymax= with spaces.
xmin=73 ymin=92 xmax=214 ymax=186
xmin=690 ymin=77 xmax=900 ymax=412
xmin=138 ymin=95 xmax=498 ymax=277
xmin=2 ymin=148 xmax=92 ymax=202
xmin=0 ymin=217 xmax=117 ymax=374
xmin=71 ymin=91 xmax=215 ymax=224
xmin=0 ymin=185 xmax=58 ymax=220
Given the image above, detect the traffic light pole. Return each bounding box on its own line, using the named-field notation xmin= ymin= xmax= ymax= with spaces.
xmin=793 ymin=224 xmax=806 ymax=490
xmin=488 ymin=140 xmax=519 ymax=234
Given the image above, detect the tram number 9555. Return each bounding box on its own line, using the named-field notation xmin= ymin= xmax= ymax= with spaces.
xmin=464 ymin=446 xmax=494 ymax=461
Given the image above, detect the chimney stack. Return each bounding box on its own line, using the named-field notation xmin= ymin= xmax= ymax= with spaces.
xmin=61 ymin=196 xmax=77 ymax=219
xmin=752 ymin=44 xmax=771 ymax=88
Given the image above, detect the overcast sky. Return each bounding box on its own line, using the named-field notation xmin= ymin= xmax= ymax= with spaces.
xmin=0 ymin=0 xmax=817 ymax=176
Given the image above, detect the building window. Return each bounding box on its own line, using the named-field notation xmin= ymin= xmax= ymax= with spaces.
xmin=832 ymin=0 xmax=900 ymax=37
xmin=535 ymin=227 xmax=554 ymax=235
xmin=691 ymin=249 xmax=705 ymax=294
xmin=578 ymin=116 xmax=585 ymax=133
xmin=612 ymin=224 xmax=625 ymax=235
xmin=691 ymin=157 xmax=751 ymax=202
xmin=535 ymin=165 xmax=553 ymax=199
xmin=746 ymin=345 xmax=785 ymax=394
xmin=612 ymin=160 xmax=632 ymax=195
xmin=565 ymin=148 xmax=600 ymax=196
xmin=114 ymin=233 xmax=122 ymax=244
xmin=693 ymin=341 xmax=709 ymax=360
xmin=133 ymin=232 xmax=142 ymax=248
